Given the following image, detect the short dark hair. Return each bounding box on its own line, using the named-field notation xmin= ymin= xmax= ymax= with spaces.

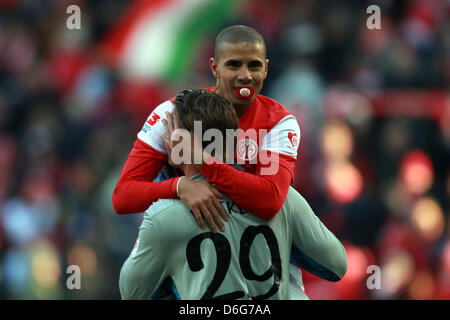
xmin=214 ymin=25 xmax=266 ymax=60
xmin=173 ymin=89 xmax=239 ymax=151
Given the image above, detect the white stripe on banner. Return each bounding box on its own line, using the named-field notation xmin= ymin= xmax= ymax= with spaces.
xmin=121 ymin=0 xmax=215 ymax=80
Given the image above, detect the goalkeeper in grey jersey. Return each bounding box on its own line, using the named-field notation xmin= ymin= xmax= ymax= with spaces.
xmin=119 ymin=90 xmax=347 ymax=300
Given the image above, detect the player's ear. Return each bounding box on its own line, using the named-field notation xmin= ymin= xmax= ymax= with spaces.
xmin=209 ymin=57 xmax=219 ymax=79
xmin=264 ymin=59 xmax=269 ymax=79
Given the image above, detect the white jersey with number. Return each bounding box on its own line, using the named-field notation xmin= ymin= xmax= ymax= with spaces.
xmin=119 ymin=175 xmax=347 ymax=300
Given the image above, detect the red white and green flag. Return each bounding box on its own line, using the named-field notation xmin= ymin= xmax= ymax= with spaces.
xmin=101 ymin=0 xmax=241 ymax=82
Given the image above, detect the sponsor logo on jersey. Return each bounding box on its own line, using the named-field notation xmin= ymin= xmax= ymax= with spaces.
xmin=236 ymin=137 xmax=258 ymax=163
xmin=288 ymin=132 xmax=298 ymax=148
xmin=147 ymin=112 xmax=161 ymax=126
xmin=142 ymin=112 xmax=161 ymax=133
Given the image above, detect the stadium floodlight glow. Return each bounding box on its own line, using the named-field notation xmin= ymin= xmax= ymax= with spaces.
xmin=325 ymin=161 xmax=363 ymax=204
xmin=67 ymin=244 xmax=98 ymax=276
xmin=320 ymin=120 xmax=354 ymax=161
xmin=407 ymin=270 xmax=434 ymax=300
xmin=31 ymin=241 xmax=62 ymax=289
xmin=399 ymin=150 xmax=434 ymax=196
xmin=380 ymin=250 xmax=415 ymax=298
xmin=411 ymin=197 xmax=444 ymax=242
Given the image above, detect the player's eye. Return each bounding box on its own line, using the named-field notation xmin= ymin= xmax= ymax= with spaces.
xmin=248 ymin=61 xmax=263 ymax=69
xmin=226 ymin=60 xmax=241 ymax=68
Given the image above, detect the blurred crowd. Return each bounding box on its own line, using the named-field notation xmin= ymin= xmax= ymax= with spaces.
xmin=0 ymin=0 xmax=449 ymax=299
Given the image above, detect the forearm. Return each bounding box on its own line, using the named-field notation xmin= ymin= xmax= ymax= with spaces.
xmin=112 ymin=139 xmax=179 ymax=214
xmin=199 ymin=154 xmax=295 ymax=219
xmin=113 ymin=178 xmax=179 ymax=214
xmin=290 ymin=238 xmax=347 ymax=282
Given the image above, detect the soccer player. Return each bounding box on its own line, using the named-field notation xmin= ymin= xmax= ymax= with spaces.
xmin=112 ymin=25 xmax=301 ymax=233
xmin=119 ymin=90 xmax=347 ymax=300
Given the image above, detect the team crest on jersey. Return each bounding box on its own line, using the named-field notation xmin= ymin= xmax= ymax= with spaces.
xmin=236 ymin=137 xmax=258 ymax=163
xmin=288 ymin=132 xmax=298 ymax=148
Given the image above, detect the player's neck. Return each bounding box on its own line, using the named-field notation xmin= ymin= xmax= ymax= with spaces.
xmin=234 ymin=104 xmax=251 ymax=117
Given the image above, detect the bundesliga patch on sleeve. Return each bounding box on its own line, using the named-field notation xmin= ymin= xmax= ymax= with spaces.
xmin=141 ymin=112 xmax=161 ymax=133
xmin=137 ymin=100 xmax=173 ymax=153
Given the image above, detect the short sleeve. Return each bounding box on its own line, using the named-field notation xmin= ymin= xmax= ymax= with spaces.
xmin=137 ymin=100 xmax=174 ymax=154
xmin=261 ymin=115 xmax=300 ymax=159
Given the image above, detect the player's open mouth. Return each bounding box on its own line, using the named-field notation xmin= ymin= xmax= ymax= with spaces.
xmin=234 ymin=87 xmax=255 ymax=100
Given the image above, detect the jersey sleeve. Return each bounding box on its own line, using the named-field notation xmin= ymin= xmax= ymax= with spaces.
xmin=286 ymin=188 xmax=347 ymax=281
xmin=119 ymin=212 xmax=169 ymax=299
xmin=261 ymin=115 xmax=300 ymax=159
xmin=112 ymin=139 xmax=180 ymax=215
xmin=136 ymin=100 xmax=174 ymax=154
xmin=112 ymin=100 xmax=181 ymax=214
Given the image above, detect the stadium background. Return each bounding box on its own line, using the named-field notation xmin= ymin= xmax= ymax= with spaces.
xmin=0 ymin=0 xmax=448 ymax=299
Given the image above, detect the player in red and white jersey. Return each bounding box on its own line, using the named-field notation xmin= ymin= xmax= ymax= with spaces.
xmin=118 ymin=89 xmax=346 ymax=301
xmin=112 ymin=25 xmax=301 ymax=233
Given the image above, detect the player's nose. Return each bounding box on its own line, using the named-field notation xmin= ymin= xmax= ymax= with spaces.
xmin=237 ymin=66 xmax=252 ymax=82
